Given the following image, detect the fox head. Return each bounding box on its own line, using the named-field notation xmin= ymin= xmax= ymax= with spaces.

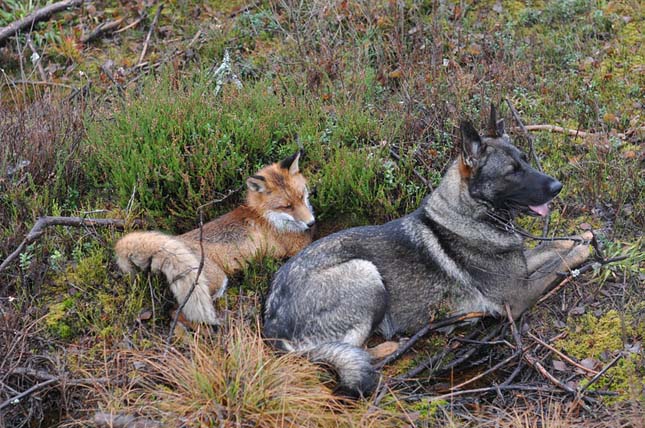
xmin=245 ymin=151 xmax=315 ymax=233
xmin=459 ymin=104 xmax=563 ymax=217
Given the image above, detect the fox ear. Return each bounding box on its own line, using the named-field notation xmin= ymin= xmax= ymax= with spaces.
xmin=246 ymin=175 xmax=267 ymax=193
xmin=279 ymin=151 xmax=301 ymax=175
xmin=496 ymin=118 xmax=505 ymax=136
xmin=460 ymin=121 xmax=482 ymax=167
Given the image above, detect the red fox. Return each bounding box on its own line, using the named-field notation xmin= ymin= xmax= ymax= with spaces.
xmin=115 ymin=151 xmax=315 ymax=325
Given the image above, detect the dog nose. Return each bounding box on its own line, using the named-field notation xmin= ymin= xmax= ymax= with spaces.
xmin=549 ymin=180 xmax=563 ymax=196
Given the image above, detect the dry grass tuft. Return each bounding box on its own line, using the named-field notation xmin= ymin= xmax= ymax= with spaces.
xmin=90 ymin=319 xmax=403 ymax=427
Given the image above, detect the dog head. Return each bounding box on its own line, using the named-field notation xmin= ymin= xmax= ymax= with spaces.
xmin=458 ymin=105 xmax=562 ymax=217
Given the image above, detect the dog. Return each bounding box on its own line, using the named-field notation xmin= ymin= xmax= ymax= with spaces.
xmin=116 ymin=151 xmax=315 ymax=326
xmin=263 ymin=107 xmax=591 ymax=396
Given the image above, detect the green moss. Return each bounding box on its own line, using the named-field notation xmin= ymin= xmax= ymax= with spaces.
xmin=557 ymin=310 xmax=645 ymax=402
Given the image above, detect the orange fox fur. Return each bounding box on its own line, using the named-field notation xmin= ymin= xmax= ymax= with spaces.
xmin=115 ymin=152 xmax=315 ymax=325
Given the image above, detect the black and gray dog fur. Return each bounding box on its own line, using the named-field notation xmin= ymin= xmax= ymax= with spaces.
xmin=263 ymin=106 xmax=591 ymax=397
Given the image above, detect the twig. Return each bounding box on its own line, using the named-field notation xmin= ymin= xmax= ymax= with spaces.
xmin=577 ymin=353 xmax=623 ymax=395
xmin=0 ymin=0 xmax=83 ymax=46
xmin=519 ymin=124 xmax=631 ymax=141
xmin=0 ymin=216 xmax=138 ymax=273
xmin=537 ymin=256 xmax=628 ymax=305
xmin=100 ymin=62 xmax=124 ymax=98
xmin=81 ymin=18 xmax=125 ymax=44
xmin=0 ymin=378 xmax=58 ymax=410
xmin=450 ymin=349 xmax=523 ymax=391
xmin=10 ymin=80 xmax=74 ymax=89
xmin=115 ymin=17 xmax=144 ymax=33
xmin=138 ymin=3 xmax=164 ymax=66
xmin=527 ymin=332 xmax=599 ymax=376
xmin=505 ymin=98 xmax=543 ymax=173
xmin=374 ymin=312 xmax=486 ymax=370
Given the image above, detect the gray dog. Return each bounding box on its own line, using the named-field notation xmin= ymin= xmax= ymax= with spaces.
xmin=263 ymin=106 xmax=591 ymax=397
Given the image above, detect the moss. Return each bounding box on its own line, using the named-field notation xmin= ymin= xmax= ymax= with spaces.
xmin=557 ymin=310 xmax=645 ymax=402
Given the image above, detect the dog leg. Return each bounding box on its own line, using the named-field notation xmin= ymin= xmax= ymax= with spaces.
xmin=512 ymin=234 xmax=592 ymax=317
xmin=524 ymin=232 xmax=592 ymax=275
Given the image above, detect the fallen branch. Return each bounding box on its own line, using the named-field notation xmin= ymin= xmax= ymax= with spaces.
xmin=520 ymin=124 xmax=631 ymax=141
xmin=0 ymin=378 xmax=58 ymax=411
xmin=138 ymin=3 xmax=164 ymax=66
xmin=0 ymin=0 xmax=83 ymax=46
xmin=81 ymin=18 xmax=125 ymax=44
xmin=0 ymin=216 xmax=138 ymax=273
xmin=527 ymin=332 xmax=599 ymax=376
xmin=577 ymin=353 xmax=623 ymax=396
xmin=374 ymin=312 xmax=486 ymax=370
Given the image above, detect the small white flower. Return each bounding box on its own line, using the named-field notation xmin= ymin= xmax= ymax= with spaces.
xmin=442 ymin=58 xmax=449 ymax=67
xmin=571 ymin=269 xmax=580 ymax=278
xmin=30 ymin=52 xmax=40 ymax=65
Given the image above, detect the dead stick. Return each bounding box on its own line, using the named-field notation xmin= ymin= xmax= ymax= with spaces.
xmin=0 ymin=216 xmax=136 ymax=273
xmin=505 ymin=99 xmax=542 ymax=173
xmin=520 ymin=124 xmax=629 ymax=141
xmin=375 ymin=312 xmax=486 ymax=369
xmin=138 ymin=3 xmax=164 ymax=66
xmin=0 ymin=0 xmax=83 ymax=46
xmin=528 ymin=332 xmax=599 ymax=376
xmin=81 ymin=18 xmax=125 ymax=44
xmin=577 ymin=353 xmax=623 ymax=396
xmin=0 ymin=378 xmax=58 ymax=410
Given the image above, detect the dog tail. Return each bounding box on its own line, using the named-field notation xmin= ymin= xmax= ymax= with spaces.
xmin=114 ymin=231 xmax=219 ymax=325
xmin=306 ymin=342 xmax=379 ymax=397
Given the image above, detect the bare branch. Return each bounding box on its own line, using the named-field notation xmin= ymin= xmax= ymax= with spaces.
xmin=0 ymin=0 xmax=83 ymax=46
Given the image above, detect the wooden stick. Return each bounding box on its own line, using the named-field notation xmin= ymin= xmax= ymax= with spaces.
xmin=0 ymin=378 xmax=58 ymax=410
xmin=519 ymin=124 xmax=632 ymax=141
xmin=138 ymin=3 xmax=164 ymax=66
xmin=527 ymin=332 xmax=599 ymax=376
xmin=81 ymin=18 xmax=125 ymax=44
xmin=0 ymin=216 xmax=137 ymax=273
xmin=374 ymin=312 xmax=486 ymax=369
xmin=0 ymin=0 xmax=83 ymax=46
xmin=577 ymin=353 xmax=623 ymax=395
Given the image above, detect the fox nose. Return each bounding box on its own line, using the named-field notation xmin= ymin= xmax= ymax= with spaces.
xmin=549 ymin=180 xmax=563 ymax=196
xmin=306 ymin=220 xmax=316 ymax=228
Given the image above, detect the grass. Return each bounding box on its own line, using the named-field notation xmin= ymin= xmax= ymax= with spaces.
xmin=0 ymin=0 xmax=643 ymax=427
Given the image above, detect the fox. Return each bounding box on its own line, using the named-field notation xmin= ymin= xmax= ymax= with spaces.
xmin=115 ymin=151 xmax=315 ymax=326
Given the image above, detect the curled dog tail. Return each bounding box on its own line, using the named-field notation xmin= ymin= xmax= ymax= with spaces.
xmin=114 ymin=231 xmax=220 ymax=325
xmin=306 ymin=342 xmax=379 ymax=397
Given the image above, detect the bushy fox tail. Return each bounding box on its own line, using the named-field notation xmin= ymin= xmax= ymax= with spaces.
xmin=115 ymin=231 xmax=221 ymax=325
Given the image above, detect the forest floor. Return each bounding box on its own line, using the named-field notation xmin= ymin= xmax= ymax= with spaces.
xmin=0 ymin=1 xmax=643 ymax=427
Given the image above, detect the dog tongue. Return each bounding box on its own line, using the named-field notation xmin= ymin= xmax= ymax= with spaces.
xmin=529 ymin=203 xmax=550 ymax=217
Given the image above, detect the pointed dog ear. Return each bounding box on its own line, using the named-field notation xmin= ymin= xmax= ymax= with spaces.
xmin=496 ymin=118 xmax=505 ymax=137
xmin=246 ymin=175 xmax=267 ymax=193
xmin=279 ymin=151 xmax=301 ymax=175
xmin=460 ymin=121 xmax=483 ymax=167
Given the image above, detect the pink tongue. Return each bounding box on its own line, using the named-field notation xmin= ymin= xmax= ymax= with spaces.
xmin=529 ymin=203 xmax=550 ymax=217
